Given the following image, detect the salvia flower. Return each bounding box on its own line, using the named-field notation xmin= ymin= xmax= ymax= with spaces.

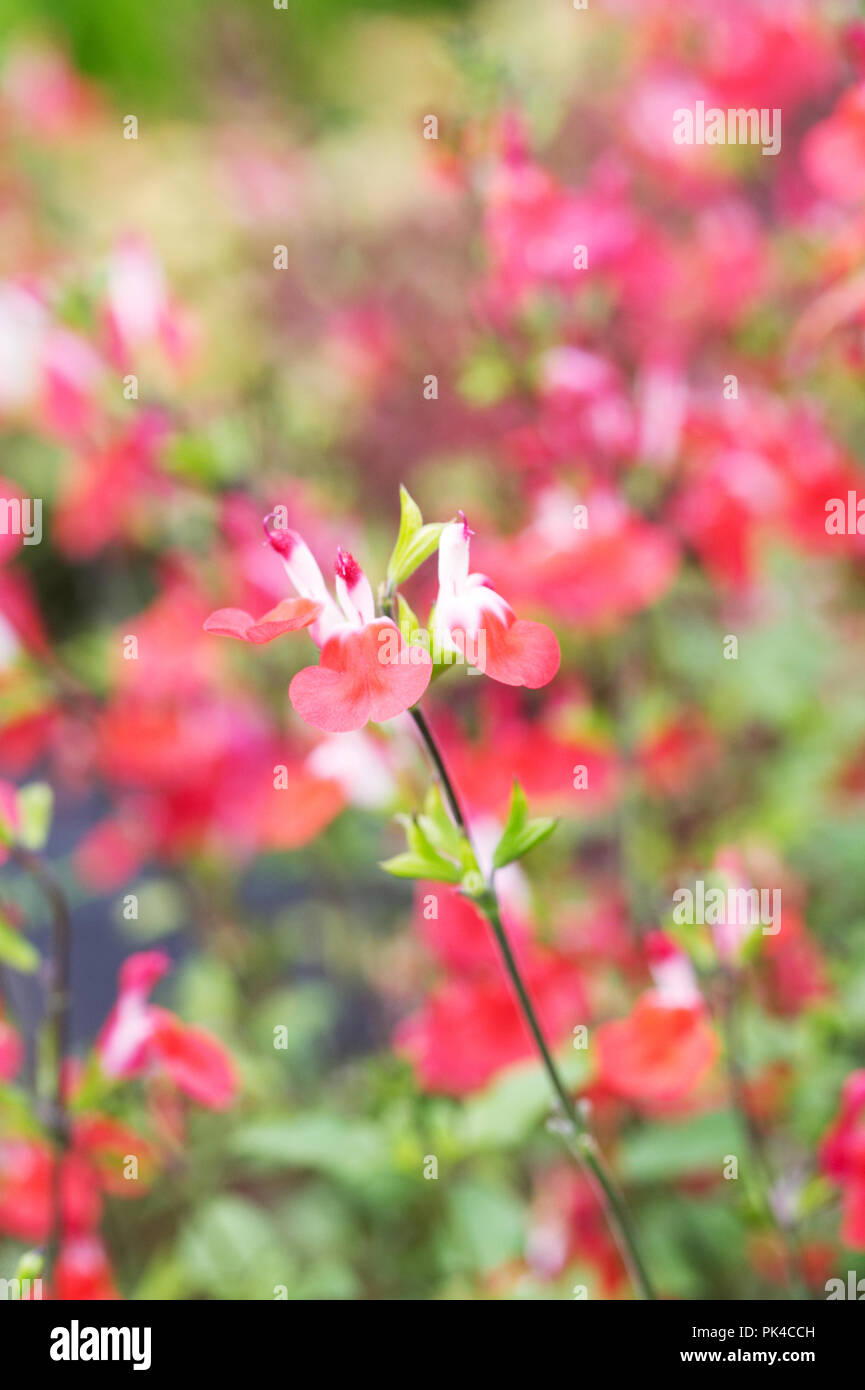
xmin=206 ymin=518 xmax=433 ymax=733
xmin=432 ymin=514 xmax=560 ymax=687
xmin=287 ymin=542 xmax=432 ymax=733
xmin=97 ymin=951 xmax=237 ymax=1110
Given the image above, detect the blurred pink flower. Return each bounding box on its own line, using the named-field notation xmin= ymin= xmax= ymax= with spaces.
xmin=97 ymin=951 xmax=238 ymax=1110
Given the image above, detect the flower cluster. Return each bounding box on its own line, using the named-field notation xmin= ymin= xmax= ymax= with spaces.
xmin=204 ymin=503 xmax=561 ymax=732
xmin=1 ymin=0 xmax=864 ymax=1301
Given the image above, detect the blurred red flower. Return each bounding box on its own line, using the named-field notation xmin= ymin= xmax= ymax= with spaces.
xmin=820 ymin=1071 xmax=865 ymax=1248
xmin=596 ymin=995 xmax=719 ymax=1107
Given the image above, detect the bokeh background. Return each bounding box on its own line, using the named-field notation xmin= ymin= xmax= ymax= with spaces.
xmin=1 ymin=0 xmax=865 ymax=1300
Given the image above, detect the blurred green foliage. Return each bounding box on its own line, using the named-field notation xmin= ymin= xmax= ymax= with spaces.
xmin=0 ymin=0 xmax=477 ymax=116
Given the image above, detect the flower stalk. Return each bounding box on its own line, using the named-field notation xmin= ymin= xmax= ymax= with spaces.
xmin=10 ymin=845 xmax=72 ymax=1274
xmin=407 ymin=703 xmax=657 ymax=1301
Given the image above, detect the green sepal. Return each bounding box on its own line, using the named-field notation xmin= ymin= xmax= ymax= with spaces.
xmin=492 ymin=781 xmax=558 ymax=869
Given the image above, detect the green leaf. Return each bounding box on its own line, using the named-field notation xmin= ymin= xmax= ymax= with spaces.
xmin=0 ymin=913 xmax=39 ymax=972
xmin=179 ymin=1196 xmax=288 ymax=1299
xmin=231 ymin=1114 xmax=388 ymax=1182
xmin=251 ymin=983 xmax=334 ymax=1064
xmin=380 ymin=806 xmax=466 ymax=883
xmin=442 ymin=1179 xmax=525 ymax=1274
xmin=395 ymin=483 xmax=423 ymax=547
xmin=460 ymin=1062 xmax=562 ymax=1150
xmin=416 ymin=784 xmax=471 ymax=866
xmin=494 ymin=818 xmax=558 ymax=868
xmin=497 ymin=780 xmax=527 ymax=840
xmin=380 ymin=852 xmax=462 ymax=883
xmin=386 ymin=485 xmax=444 ymax=586
xmin=132 ymin=1252 xmax=190 ymax=1302
xmin=459 ymin=1052 xmax=593 ymax=1152
xmin=16 ymin=783 xmax=53 ymax=851
xmin=492 ymin=781 xmax=558 ymax=868
xmin=115 ymin=877 xmax=184 ymax=940
xmin=403 ymin=812 xmax=448 ymax=864
xmin=619 ymin=1110 xmax=747 ymax=1184
xmin=391 ymin=523 xmax=444 ymax=586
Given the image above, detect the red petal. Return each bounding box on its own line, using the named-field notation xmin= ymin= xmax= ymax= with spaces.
xmin=0 ymin=1019 xmax=23 ymax=1081
xmin=203 ymin=598 xmax=321 ymax=643
xmin=596 ymin=997 xmax=718 ymax=1105
xmin=290 ymin=619 xmax=432 ymax=732
xmin=245 ymin=598 xmax=322 ymax=643
xmin=149 ymin=1010 xmax=238 ymax=1110
xmin=841 ymin=1180 xmax=865 ymax=1249
xmin=74 ymin=1115 xmax=158 ymax=1195
xmin=477 ymin=612 xmax=561 ymax=688
xmin=53 ymin=1237 xmax=120 ymax=1301
xmin=256 ymin=769 xmax=345 ymax=850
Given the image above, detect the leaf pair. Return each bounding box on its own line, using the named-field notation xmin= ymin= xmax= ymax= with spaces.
xmin=381 ymin=781 xmax=557 ymax=887
xmin=381 ymin=785 xmax=475 ymax=884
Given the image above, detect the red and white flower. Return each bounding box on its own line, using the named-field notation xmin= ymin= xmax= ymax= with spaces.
xmin=432 ymin=514 xmax=560 ymax=688
xmin=287 ymin=542 xmax=432 ymax=732
xmin=206 ymin=517 xmax=433 ymax=733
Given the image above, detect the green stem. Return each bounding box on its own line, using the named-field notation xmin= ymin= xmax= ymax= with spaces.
xmin=10 ymin=846 xmax=71 ymax=1275
xmin=408 ymin=704 xmax=657 ymax=1300
xmin=409 ymin=705 xmax=466 ymax=830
